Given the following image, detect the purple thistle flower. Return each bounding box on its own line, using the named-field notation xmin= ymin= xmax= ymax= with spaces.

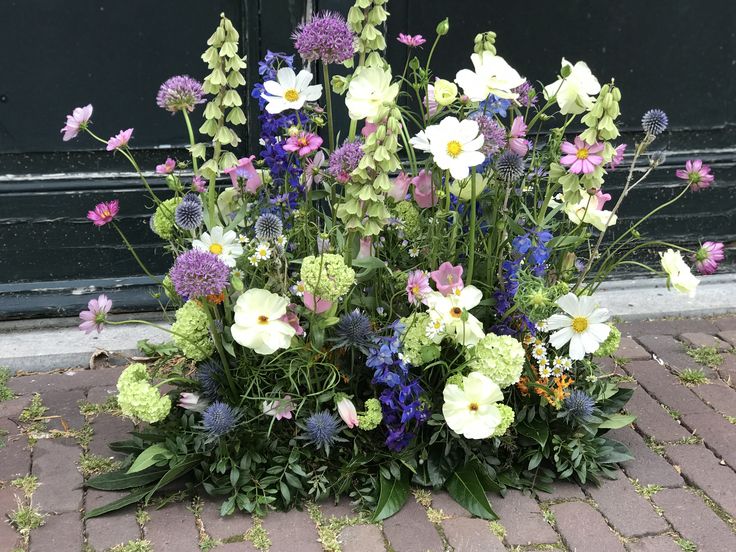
xmin=328 ymin=140 xmax=364 ymax=183
xmin=79 ymin=294 xmax=112 ymax=334
xmin=156 ymin=75 xmax=205 ymax=113
xmin=468 ymin=112 xmax=506 ymax=157
xmin=292 ymin=11 xmax=355 ymax=64
xmin=169 ymin=250 xmax=230 ymax=299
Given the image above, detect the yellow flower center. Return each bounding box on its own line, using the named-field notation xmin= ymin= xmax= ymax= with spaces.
xmin=101 ymin=209 xmax=111 ymax=217
xmin=411 ymin=285 xmax=420 ymax=294
xmin=571 ymin=316 xmax=589 ymax=333
xmin=576 ymin=148 xmax=589 ymax=160
xmin=450 ymin=307 xmax=463 ymax=318
xmin=284 ymin=89 xmax=300 ymax=102
xmin=209 ymin=243 xmax=223 ymax=255
xmin=446 ymin=140 xmax=462 ymax=158
xmin=468 ymin=402 xmax=479 ymax=412
xmin=257 ymin=315 xmax=269 ymax=325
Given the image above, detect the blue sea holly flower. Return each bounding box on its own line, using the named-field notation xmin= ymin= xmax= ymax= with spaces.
xmin=202 ymin=401 xmax=240 ymax=438
xmin=303 ymin=411 xmax=344 ymax=454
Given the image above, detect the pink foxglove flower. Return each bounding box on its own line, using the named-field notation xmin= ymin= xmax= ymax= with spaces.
xmin=676 ymin=159 xmax=714 ymax=192
xmin=78 ymin=294 xmax=112 ymax=334
xmin=692 ymin=241 xmax=725 ymax=275
xmin=388 ymin=171 xmax=412 ymax=201
xmin=61 ymin=104 xmax=93 ymax=141
xmin=508 ymin=116 xmax=529 ymax=156
xmin=263 ymin=395 xmax=294 ymax=420
xmin=560 ymin=136 xmax=604 ymax=174
xmin=155 ymin=158 xmax=176 ymax=174
xmin=106 ymin=128 xmax=134 ymax=151
xmin=397 ymin=33 xmax=427 ymax=48
xmin=87 ymin=200 xmax=119 ymax=227
xmin=223 ymin=155 xmax=263 ymax=194
xmin=430 ymin=262 xmax=464 ymax=296
xmin=406 ymin=270 xmax=431 ymax=305
xmin=412 ymin=170 xmax=438 ymax=208
xmin=302 ymin=291 xmax=332 ymax=314
xmin=336 ymin=396 xmax=359 ymax=428
xmin=608 ymin=144 xmax=627 ymax=170
xmin=283 ymin=131 xmax=323 ymax=157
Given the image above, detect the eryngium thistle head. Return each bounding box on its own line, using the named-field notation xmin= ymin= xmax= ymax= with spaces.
xmin=331 ymin=309 xmax=374 ymax=354
xmin=169 ymin=250 xmax=229 ymax=298
xmin=496 ymin=151 xmax=525 ymax=182
xmin=202 ymin=401 xmax=239 ymax=437
xmin=156 ymin=75 xmax=205 ymax=113
xmin=563 ymin=390 xmax=596 ymax=422
xmin=175 ymin=197 xmax=203 ymax=230
xmin=254 ymin=213 xmax=283 ymax=241
xmin=641 ymin=109 xmax=668 ymax=136
xmin=292 ymin=11 xmax=356 ymax=64
xmin=196 ymin=359 xmax=223 ymax=399
xmin=304 ymin=411 xmax=341 ymax=451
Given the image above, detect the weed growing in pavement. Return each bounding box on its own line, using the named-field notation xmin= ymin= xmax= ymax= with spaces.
xmin=676 ymin=538 xmax=696 ymax=551
xmin=78 ymin=452 xmax=122 ymax=478
xmin=9 ymin=496 xmax=45 ymax=539
xmin=0 ymin=367 xmax=14 ymax=402
xmin=11 ymin=475 xmax=39 ymax=498
xmin=686 ymin=346 xmax=723 ymax=368
xmin=631 ymin=480 xmax=662 ymax=498
xmin=677 ymin=368 xmax=709 ymax=386
xmin=108 ymin=540 xmax=153 ymax=552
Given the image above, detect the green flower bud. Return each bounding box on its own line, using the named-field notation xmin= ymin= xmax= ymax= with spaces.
xmin=436 ymin=18 xmax=450 ymax=36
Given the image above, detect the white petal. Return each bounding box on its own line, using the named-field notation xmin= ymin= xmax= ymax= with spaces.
xmin=576 ymin=295 xmax=598 ymax=317
xmin=448 ymin=160 xmax=471 ymax=180
xmin=545 ymin=314 xmax=572 ymax=331
xmin=262 ymin=80 xmax=283 ymax=96
xmin=549 ymin=326 xmax=574 ymax=349
xmin=458 ymin=285 xmax=483 ymax=309
xmin=556 ymin=293 xmax=580 ymax=316
xmin=587 ymin=323 xmax=611 ymax=343
xmin=276 ymin=67 xmax=296 ymax=88
xmin=568 ymin=333 xmax=586 ymax=360
xmin=588 ymin=308 xmax=610 ymax=324
xmin=295 ymin=70 xmax=313 ymax=90
xmin=302 ymin=84 xmax=323 ymax=101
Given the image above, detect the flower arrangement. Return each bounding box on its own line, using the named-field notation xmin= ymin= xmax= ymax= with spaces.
xmin=68 ymin=5 xmax=724 ymax=521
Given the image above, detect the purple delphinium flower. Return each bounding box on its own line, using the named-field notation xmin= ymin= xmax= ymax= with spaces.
xmin=692 ymin=241 xmax=725 ymax=275
xmin=156 ymin=75 xmax=205 ymax=113
xmin=61 ymin=104 xmax=93 ymax=141
xmin=292 ymin=11 xmax=355 ymax=64
xmin=328 ymin=140 xmax=364 ymax=183
xmin=169 ymin=249 xmax=230 ymax=299
xmin=468 ymin=112 xmax=506 ymax=157
xmin=79 ymin=294 xmax=112 ymax=334
xmin=512 ymin=80 xmax=537 ymax=108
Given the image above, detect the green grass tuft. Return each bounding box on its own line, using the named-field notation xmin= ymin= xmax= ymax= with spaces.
xmin=677 ymin=368 xmax=709 ymax=386
xmin=686 ymin=346 xmax=723 ymax=368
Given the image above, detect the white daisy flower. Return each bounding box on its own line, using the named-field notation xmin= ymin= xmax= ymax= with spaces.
xmin=545 ymin=293 xmax=611 ymax=360
xmin=408 ymin=247 xmax=420 ymax=258
xmin=238 ymin=234 xmax=249 ymax=244
xmin=562 ymin=357 xmax=573 ymax=371
xmin=551 ymin=365 xmax=564 ymax=377
xmin=531 ymin=344 xmax=547 ymax=361
xmin=261 ymin=67 xmax=322 ymax=114
xmin=232 ymin=269 xmax=245 ymax=280
xmin=192 ymin=226 xmax=243 ymax=267
xmin=254 ymin=242 xmax=272 ymax=261
xmin=423 ymin=116 xmax=486 ymax=180
xmin=539 ymin=365 xmax=553 ymax=379
xmin=291 ymin=281 xmax=307 ymax=297
xmin=248 ymin=254 xmax=260 ymax=267
xmin=276 ymin=235 xmax=288 ymax=248
xmin=425 ymin=313 xmax=446 ymax=343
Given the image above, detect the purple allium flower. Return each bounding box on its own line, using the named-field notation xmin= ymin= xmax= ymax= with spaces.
xmin=61 ymin=104 xmax=93 ymax=141
xmin=169 ymin=249 xmax=230 ymax=299
xmin=106 ymin=128 xmax=133 ymax=151
xmin=79 ymin=294 xmax=112 ymax=334
xmin=692 ymin=241 xmax=725 ymax=275
xmin=156 ymin=75 xmax=205 ymax=113
xmin=292 ymin=11 xmax=355 ymax=64
xmin=676 ymin=159 xmax=715 ymax=192
xmin=512 ymin=80 xmax=537 ymax=108
xmin=202 ymin=401 xmax=239 ymax=437
xmin=468 ymin=112 xmax=506 ymax=157
xmin=641 ymin=109 xmax=668 ymax=136
xmin=328 ymin=140 xmax=364 ymax=183
xmin=192 ymin=175 xmax=207 ymax=193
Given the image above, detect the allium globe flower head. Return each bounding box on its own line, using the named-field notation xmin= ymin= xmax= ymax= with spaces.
xmin=563 ymin=390 xmax=596 ymax=423
xmin=328 ymin=140 xmax=364 ymax=183
xmin=641 ymin=109 xmax=668 ymax=136
xmin=304 ymin=410 xmax=343 ymax=453
xmin=254 ymin=213 xmax=283 ymax=241
xmin=175 ymin=195 xmax=203 ymax=230
xmin=196 ymin=359 xmax=223 ymax=399
xmin=202 ymin=401 xmax=240 ymax=438
xmin=495 ymin=151 xmax=526 ymax=182
xmin=692 ymin=241 xmax=725 ymax=275
xmin=676 ymin=159 xmax=715 ymax=192
xmin=331 ymin=309 xmax=375 ymax=354
xmin=292 ymin=11 xmax=356 ymax=64
xmin=169 ymin=249 xmax=230 ymax=299
xmin=156 ymin=75 xmax=205 ymax=113
xmin=79 ymin=294 xmax=112 ymax=334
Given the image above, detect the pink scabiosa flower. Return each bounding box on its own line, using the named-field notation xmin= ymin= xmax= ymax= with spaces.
xmin=388 ymin=171 xmax=412 ymax=201
xmin=61 ymin=104 xmax=93 ymax=141
xmin=106 ymin=128 xmax=134 ymax=151
xmin=336 ymin=396 xmax=359 ymax=428
xmin=608 ymin=144 xmax=627 ymax=170
xmin=79 ymin=294 xmax=112 ymax=334
xmin=406 ymin=270 xmax=431 ymax=305
xmin=283 ymin=131 xmax=323 ymax=157
xmin=263 ymin=395 xmax=295 ymax=421
xmin=508 ymin=116 xmax=529 ymax=156
xmin=292 ymin=11 xmax=355 ymax=64
xmin=692 ymin=242 xmax=725 ymax=275
xmin=223 ymin=155 xmax=263 ymax=194
xmin=560 ymin=136 xmax=604 ymax=174
xmin=412 ymin=170 xmax=438 ymax=208
xmin=676 ymin=160 xmax=714 ymax=192
xmin=430 ymin=262 xmax=464 ymax=296
xmin=397 ymin=33 xmax=427 ymax=48
xmin=87 ymin=200 xmax=119 ymax=227
xmin=155 ymin=158 xmax=176 ymax=174
xmin=192 ymin=175 xmax=207 ymax=193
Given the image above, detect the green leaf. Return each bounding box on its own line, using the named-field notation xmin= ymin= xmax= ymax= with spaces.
xmin=127 ymin=444 xmax=172 ymax=474
xmin=598 ymin=413 xmax=636 ymax=429
xmin=446 ymin=462 xmax=498 ymax=520
xmin=86 ymin=468 xmax=169 ymax=491
xmin=372 ymin=472 xmax=410 ymax=522
xmin=84 ymin=486 xmax=152 ymax=519
xmin=517 ymin=418 xmax=549 ymax=448
xmin=144 ymin=457 xmax=201 ymax=502
xmin=108 ymin=440 xmax=143 ymax=454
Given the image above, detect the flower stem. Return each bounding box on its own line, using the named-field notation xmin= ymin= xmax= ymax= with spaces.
xmin=111 ymin=222 xmax=161 ymax=283
xmin=467 ymin=168 xmax=477 ymax=284
xmin=322 ymin=63 xmax=335 ymax=152
xmin=181 ymin=110 xmax=200 ymax=176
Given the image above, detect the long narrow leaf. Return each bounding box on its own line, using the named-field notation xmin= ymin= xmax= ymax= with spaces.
xmin=87 ymin=468 xmax=170 ymax=491
xmin=84 ymin=486 xmax=152 ymax=519
xmin=144 ymin=457 xmax=202 ymax=502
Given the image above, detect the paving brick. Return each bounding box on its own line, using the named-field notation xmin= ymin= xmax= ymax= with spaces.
xmin=89 ymin=414 xmax=134 ymax=459
xmin=0 ymin=486 xmax=24 ymax=549
xmin=261 ymin=510 xmax=323 ymax=552
xmin=718 ymin=330 xmax=736 ymax=347
xmin=489 ymin=490 xmax=558 ymax=546
xmin=41 ymin=389 xmax=86 ymax=431
xmin=0 ymin=435 xmax=31 ymax=481
xmin=627 ymin=535 xmax=682 ymax=552
xmin=618 ymin=337 xmax=651 ymax=360
xmin=551 ymin=501 xmax=625 ymax=552
xmin=0 ymin=395 xmax=31 ymax=419
xmin=679 ymin=332 xmax=731 ymax=351
xmin=609 ymin=427 xmax=683 ymax=487
xmin=585 ymin=471 xmax=667 ymax=537
xmin=29 ymin=511 xmax=83 ymax=552
xmin=340 ymin=524 xmax=386 ymax=552
xmin=716 ymin=353 xmax=736 ymax=385
xmin=635 ymin=335 xmax=715 ymax=377
xmin=216 ymin=542 xmax=259 ymax=551
xmin=10 ymin=367 xmax=125 ymax=395
xmin=537 ymin=481 xmax=586 ymax=502
xmin=382 ymin=499 xmax=444 ymax=552
xmin=145 ymin=500 xmax=200 ymax=552
xmin=200 ymin=497 xmax=252 ymax=540
xmin=652 ymin=488 xmax=736 ymax=551
xmin=85 ymin=488 xmax=141 ymax=550
xmin=624 ymin=386 xmax=691 ymax=442
xmin=441 ymin=517 xmax=506 ymax=552
xmin=32 ymin=438 xmax=82 ymax=514
xmin=679 ymin=410 xmax=736 ymax=468
xmin=86 ymin=385 xmax=117 ymax=405
xmin=622 ymin=319 xmax=719 ymax=337
xmin=691 ymin=382 xmax=736 ymax=417
xmin=624 ymin=361 xmax=712 ymax=416
xmin=429 ymin=491 xmax=472 ymax=518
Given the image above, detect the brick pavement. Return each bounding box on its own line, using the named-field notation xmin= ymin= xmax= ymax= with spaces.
xmin=1 ymin=316 xmax=736 ymax=551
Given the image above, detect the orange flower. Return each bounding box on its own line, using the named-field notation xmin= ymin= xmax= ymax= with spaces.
xmin=207 ymin=292 xmax=226 ymax=304
xmin=517 ymin=376 xmax=530 ymax=396
xmin=555 ymin=375 xmax=574 ymax=389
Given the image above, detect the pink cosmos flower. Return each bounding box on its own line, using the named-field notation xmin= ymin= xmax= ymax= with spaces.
xmin=362 ymin=122 xmax=378 ymax=137
xmin=336 ymin=397 xmax=359 ymax=428
xmin=61 ymin=104 xmax=93 ymax=141
xmin=608 ymin=144 xmax=627 ymax=170
xmin=676 ymin=159 xmax=715 ymax=192
xmin=397 ymin=33 xmax=427 ymax=48
xmin=560 ymin=136 xmax=604 ymax=174
xmin=358 ymin=237 xmax=374 ymax=259
xmin=192 ymin=175 xmax=207 ymax=193
xmin=508 ymin=116 xmax=529 ymax=156
xmin=223 ymin=155 xmax=263 ymax=194
xmin=280 ymin=304 xmax=305 ymax=336
xmin=155 ymin=157 xmax=176 ymax=174
xmin=692 ymin=241 xmax=725 ymax=275
xmin=430 ymin=262 xmax=464 ymax=296
xmin=302 ymin=291 xmax=333 ymax=314
xmin=106 ymin=128 xmax=134 ymax=151
xmin=78 ymin=294 xmax=112 ymax=334
xmin=87 ymin=200 xmax=119 ymax=227
xmin=406 ymin=270 xmax=431 ymax=305
xmin=388 ymin=171 xmax=412 ymax=201
xmin=263 ymin=395 xmax=294 ymax=421
xmin=412 ymin=170 xmax=438 ymax=208
xmin=304 ymin=151 xmax=326 ymax=190
xmin=594 ymin=190 xmax=612 ymax=210
xmin=283 ymin=131 xmax=323 ymax=157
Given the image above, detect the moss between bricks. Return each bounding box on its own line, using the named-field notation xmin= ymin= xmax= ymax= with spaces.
xmin=0 ymin=367 xmax=14 ymax=402
xmin=305 ymin=500 xmax=375 ymax=552
xmin=8 ymin=475 xmax=45 ymax=546
xmin=108 ymin=540 xmax=154 ymax=552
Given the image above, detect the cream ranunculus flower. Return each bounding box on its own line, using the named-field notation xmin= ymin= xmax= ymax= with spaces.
xmin=660 ymin=249 xmax=699 ymax=297
xmin=545 ymin=293 xmax=611 ymax=360
xmin=345 ymin=66 xmax=400 ymax=122
xmin=424 ymin=116 xmax=485 ymax=180
xmin=442 ymin=372 xmax=504 ymax=439
xmin=231 ymin=288 xmax=297 ymax=355
xmin=454 ymin=51 xmax=525 ymax=102
xmin=192 ymin=226 xmax=243 ymax=267
xmin=562 ymin=195 xmax=617 ymax=231
xmin=261 ymin=67 xmax=323 ymax=114
xmin=423 ymin=285 xmax=485 ymax=347
xmin=449 ymin=172 xmax=488 ymax=201
xmin=543 ymin=58 xmax=601 ymax=115
xmin=433 ymin=78 xmax=458 ymax=106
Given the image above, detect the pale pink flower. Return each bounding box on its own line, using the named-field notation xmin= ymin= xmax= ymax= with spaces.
xmin=87 ymin=200 xmax=119 ymax=227
xmin=406 ymin=270 xmax=431 ymax=305
xmin=358 ymin=237 xmax=374 ymax=259
xmin=430 ymin=262 xmax=464 ymax=296
xmin=302 ymin=291 xmax=333 ymax=314
xmin=192 ymin=175 xmax=207 ymax=193
xmin=304 ymin=151 xmax=326 ymax=190
xmin=106 ymin=128 xmax=134 ymax=151
xmin=280 ymin=305 xmax=305 ymax=336
xmin=263 ymin=395 xmax=295 ymax=420
xmin=508 ymin=116 xmax=528 ymax=156
xmin=336 ymin=397 xmax=359 ymax=428
xmin=594 ymin=190 xmax=612 ymax=210
xmin=425 ymin=85 xmax=439 ymax=116
xmin=692 ymin=241 xmax=725 ymax=275
xmin=560 ymin=136 xmax=604 ymax=174
xmin=283 ymin=131 xmax=323 ymax=157
xmin=178 ymin=393 xmax=209 ymax=412
xmin=676 ymin=159 xmax=715 ymax=192
xmin=608 ymin=144 xmax=627 ymax=170
xmin=156 ymin=157 xmax=176 ymax=174
xmin=397 ymin=33 xmax=427 ymax=48
xmin=361 ymin=122 xmax=378 ymax=137
xmin=412 ymin=170 xmax=438 ymax=208
xmin=61 ymin=104 xmax=93 ymax=141
xmin=388 ymin=171 xmax=412 ymax=201
xmin=78 ymin=294 xmax=112 ymax=334
xmin=223 ymin=155 xmax=263 ymax=194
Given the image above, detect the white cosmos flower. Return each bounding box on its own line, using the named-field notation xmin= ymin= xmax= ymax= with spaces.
xmin=454 ymin=51 xmax=525 ymax=102
xmin=231 ymin=288 xmax=296 ymax=355
xmin=345 ymin=66 xmax=400 ymax=122
xmin=545 ymin=293 xmax=611 ymax=360
xmin=543 ymin=59 xmax=601 ymax=115
xmin=423 ymin=285 xmax=485 ymax=347
xmin=261 ymin=67 xmax=322 ymax=114
xmin=424 ymin=117 xmax=485 ymax=180
xmin=442 ymin=372 xmax=504 ymax=439
xmin=660 ymin=249 xmax=699 ymax=298
xmin=410 ymin=129 xmax=431 ymax=152
xmin=192 ymin=226 xmax=243 ymax=267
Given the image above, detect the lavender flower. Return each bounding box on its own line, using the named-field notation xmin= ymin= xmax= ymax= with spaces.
xmin=292 ymin=11 xmax=355 ymax=64
xmin=304 ymin=411 xmax=342 ymax=452
xmin=169 ymin=250 xmax=229 ymax=299
xmin=512 ymin=80 xmax=537 ymax=108
xmin=328 ymin=141 xmax=364 ymax=183
xmin=641 ymin=109 xmax=668 ymax=136
xmin=202 ymin=401 xmax=239 ymax=437
xmin=468 ymin=112 xmax=506 ymax=157
xmin=156 ymin=75 xmax=205 ymax=113
xmin=254 ymin=213 xmax=283 ymax=241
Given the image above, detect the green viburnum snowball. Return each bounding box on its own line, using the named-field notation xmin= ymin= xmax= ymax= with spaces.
xmin=357 ymin=398 xmax=383 ymax=431
xmin=161 ymin=274 xmax=180 ymax=301
xmin=446 ymin=373 xmax=465 ymax=388
xmin=300 ymin=254 xmax=356 ymax=302
xmin=116 ymin=363 xmax=171 ymax=423
xmin=171 ymin=301 xmax=214 ymax=361
xmin=393 ymin=201 xmax=421 ymax=240
xmin=400 ymin=314 xmax=440 ymax=366
xmin=152 ymin=197 xmax=182 ymax=239
xmin=492 ymin=404 xmax=515 ymax=437
xmin=467 ymin=333 xmax=525 ymax=388
xmin=594 ymin=324 xmax=621 ymax=357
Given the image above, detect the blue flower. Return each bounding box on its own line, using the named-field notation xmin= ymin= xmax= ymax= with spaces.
xmin=202 ymin=401 xmax=239 ymax=437
xmin=641 ymin=109 xmax=668 ymax=136
xmin=331 ymin=309 xmax=375 ymax=354
xmin=512 ymin=235 xmax=532 ymax=255
xmin=196 ymin=359 xmax=223 ymax=399
xmin=564 ymin=390 xmax=596 ymax=422
xmin=479 ymin=94 xmax=511 ymax=117
xmin=304 ymin=411 xmax=342 ymax=452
